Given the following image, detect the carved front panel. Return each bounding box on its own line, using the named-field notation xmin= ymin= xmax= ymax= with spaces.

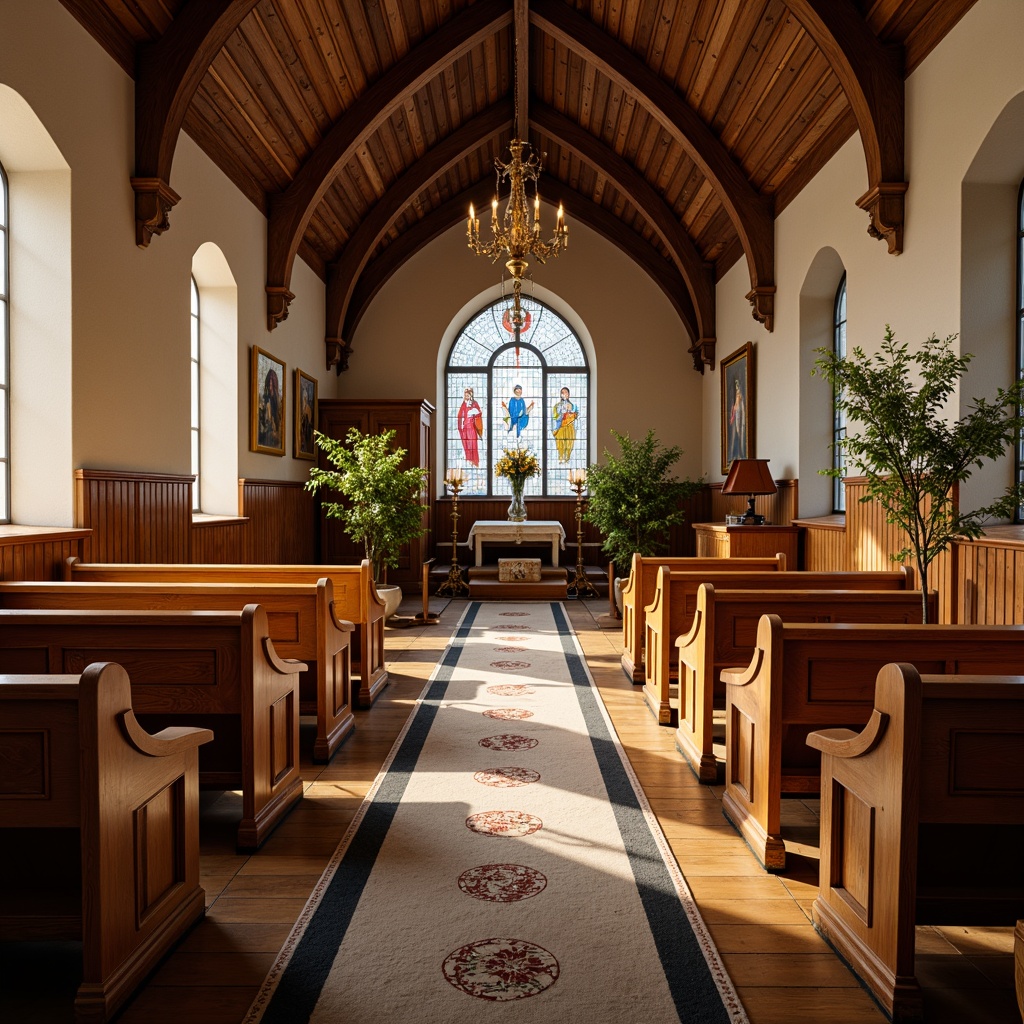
xmin=331 ymin=651 xmax=351 ymax=719
xmin=134 ymin=777 xmax=186 ymax=927
xmin=269 ymin=690 xmax=296 ymax=788
xmin=266 ymin=610 xmax=301 ymax=646
xmin=728 ymin=705 xmax=755 ymax=803
xmin=0 ymin=730 xmax=49 ymax=798
xmin=831 ymin=781 xmax=874 ymax=927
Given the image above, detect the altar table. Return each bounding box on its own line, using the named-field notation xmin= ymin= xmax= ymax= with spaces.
xmin=466 ymin=520 xmax=566 ymax=567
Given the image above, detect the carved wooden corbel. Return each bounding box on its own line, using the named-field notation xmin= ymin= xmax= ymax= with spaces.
xmin=688 ymin=337 xmax=716 ymax=374
xmin=856 ymin=182 xmax=908 ymax=255
xmin=266 ymin=286 xmax=295 ymax=331
xmin=326 ymin=337 xmax=352 ymax=374
xmin=746 ymin=286 xmax=776 ymax=333
xmin=130 ymin=177 xmax=180 ymax=248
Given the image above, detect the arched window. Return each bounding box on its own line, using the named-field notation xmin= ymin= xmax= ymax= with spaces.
xmin=832 ymin=274 xmax=847 ymax=513
xmin=445 ymin=296 xmax=590 ymax=496
xmin=1016 ymin=179 xmax=1024 ymax=523
xmin=190 ymin=275 xmax=201 ymax=511
xmin=0 ymin=159 xmax=9 ymax=523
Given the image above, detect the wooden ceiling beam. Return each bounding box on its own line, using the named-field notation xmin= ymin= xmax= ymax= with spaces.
xmin=323 ymin=100 xmax=513 ymax=371
xmin=266 ymin=0 xmax=513 ymax=331
xmin=530 ymin=0 xmax=774 ymax=332
xmin=531 ymin=102 xmax=715 ymax=368
xmin=783 ymin=0 xmax=907 ymax=253
xmin=131 ymin=0 xmax=260 ymax=247
xmin=341 ymin=181 xmax=700 ymax=370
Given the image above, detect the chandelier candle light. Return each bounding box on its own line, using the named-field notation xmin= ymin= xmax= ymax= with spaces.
xmin=567 ymin=468 xmax=598 ymax=598
xmin=436 ymin=468 xmax=469 ymax=597
xmin=466 ymin=144 xmax=568 ymax=330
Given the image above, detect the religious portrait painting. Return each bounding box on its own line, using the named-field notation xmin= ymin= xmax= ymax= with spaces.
xmin=294 ymin=367 xmax=317 ymax=460
xmin=251 ymin=345 xmax=286 ymax=456
xmin=720 ymin=342 xmax=754 ymax=475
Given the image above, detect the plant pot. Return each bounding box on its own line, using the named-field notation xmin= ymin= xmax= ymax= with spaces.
xmin=613 ymin=577 xmax=625 ymax=615
xmin=376 ymin=584 xmax=403 ymax=619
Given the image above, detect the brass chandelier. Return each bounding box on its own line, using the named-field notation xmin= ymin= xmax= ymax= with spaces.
xmin=466 ymin=46 xmax=567 ymax=330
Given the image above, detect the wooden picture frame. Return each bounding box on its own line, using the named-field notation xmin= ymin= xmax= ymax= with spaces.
xmin=250 ymin=345 xmax=286 ymax=456
xmin=720 ymin=342 xmax=754 ymax=475
xmin=294 ymin=368 xmax=318 ymax=460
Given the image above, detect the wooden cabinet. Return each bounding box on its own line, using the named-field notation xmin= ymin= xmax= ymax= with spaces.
xmin=692 ymin=522 xmax=801 ymax=569
xmin=316 ymin=399 xmax=435 ymax=585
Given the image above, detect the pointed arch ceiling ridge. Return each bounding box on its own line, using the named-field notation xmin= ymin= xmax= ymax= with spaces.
xmin=265 ymin=0 xmax=514 ymax=330
xmin=529 ymin=0 xmax=775 ymax=331
xmin=339 ymin=178 xmax=702 ymax=371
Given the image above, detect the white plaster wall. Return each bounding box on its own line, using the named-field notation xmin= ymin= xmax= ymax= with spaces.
xmin=705 ymin=0 xmax=1024 ymax=512
xmin=344 ymin=211 xmax=705 ymax=480
xmin=0 ymin=0 xmax=329 ymax=502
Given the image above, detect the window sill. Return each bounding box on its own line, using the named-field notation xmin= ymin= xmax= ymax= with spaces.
xmin=191 ymin=513 xmax=249 ymax=526
xmin=0 ymin=524 xmax=91 ymax=546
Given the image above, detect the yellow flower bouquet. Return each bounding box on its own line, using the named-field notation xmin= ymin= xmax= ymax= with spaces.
xmin=494 ymin=445 xmax=540 ymax=483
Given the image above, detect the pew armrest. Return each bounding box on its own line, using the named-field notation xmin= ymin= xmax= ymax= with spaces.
xmin=119 ymin=711 xmax=214 ymax=758
xmin=806 ymin=710 xmax=888 ymax=759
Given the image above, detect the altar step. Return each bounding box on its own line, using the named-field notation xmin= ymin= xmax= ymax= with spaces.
xmin=466 ymin=565 xmax=568 ymax=600
xmin=427 ymin=562 xmax=608 ymax=600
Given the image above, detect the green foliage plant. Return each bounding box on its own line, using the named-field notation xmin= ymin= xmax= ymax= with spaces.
xmin=305 ymin=427 xmax=429 ymax=585
xmin=814 ymin=325 xmax=1024 ymax=623
xmin=584 ymin=428 xmax=703 ymax=579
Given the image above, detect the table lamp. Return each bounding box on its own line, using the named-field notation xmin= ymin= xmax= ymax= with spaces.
xmin=721 ymin=458 xmax=776 ymax=525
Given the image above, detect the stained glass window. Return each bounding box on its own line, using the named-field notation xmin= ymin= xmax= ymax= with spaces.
xmin=445 ymin=297 xmax=590 ymax=496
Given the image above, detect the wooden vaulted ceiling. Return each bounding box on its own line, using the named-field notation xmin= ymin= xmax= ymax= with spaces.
xmin=60 ymin=0 xmax=977 ymax=373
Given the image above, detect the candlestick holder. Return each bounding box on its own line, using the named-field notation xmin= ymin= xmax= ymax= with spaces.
xmin=436 ymin=473 xmax=469 ymax=598
xmin=566 ymin=471 xmax=598 ymax=599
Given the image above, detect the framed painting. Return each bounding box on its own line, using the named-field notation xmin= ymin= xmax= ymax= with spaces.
xmin=250 ymin=345 xmax=286 ymax=456
xmin=720 ymin=342 xmax=754 ymax=475
xmin=294 ymin=368 xmax=318 ymax=460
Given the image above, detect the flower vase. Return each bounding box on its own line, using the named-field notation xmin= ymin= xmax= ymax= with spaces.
xmin=507 ymin=478 xmax=527 ymax=522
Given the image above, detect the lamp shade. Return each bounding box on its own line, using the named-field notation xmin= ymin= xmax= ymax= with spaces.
xmin=722 ymin=458 xmax=777 ymax=496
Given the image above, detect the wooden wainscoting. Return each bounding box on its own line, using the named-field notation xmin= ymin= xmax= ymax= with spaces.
xmin=73 ymin=470 xmax=315 ymax=568
xmin=794 ymin=515 xmax=848 ymax=572
xmin=955 ymin=525 xmax=1024 ymax=625
xmin=844 ymin=477 xmax=953 ymax=621
xmin=238 ymin=479 xmax=315 ymax=563
xmin=0 ymin=525 xmax=91 ymax=581
xmin=75 ymin=469 xmax=192 ymax=563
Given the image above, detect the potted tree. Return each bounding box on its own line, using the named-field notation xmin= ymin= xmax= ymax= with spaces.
xmin=584 ymin=428 xmax=703 ymax=611
xmin=815 ymin=325 xmax=1024 ymax=623
xmin=306 ymin=426 xmax=430 ymax=617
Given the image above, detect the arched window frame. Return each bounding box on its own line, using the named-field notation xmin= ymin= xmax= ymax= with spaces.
xmin=444 ymin=297 xmax=591 ymax=497
xmin=832 ymin=273 xmax=848 ymax=514
xmin=1016 ymin=179 xmax=1024 ymax=523
xmin=0 ymin=159 xmax=9 ymax=523
xmin=190 ymin=275 xmax=200 ymax=512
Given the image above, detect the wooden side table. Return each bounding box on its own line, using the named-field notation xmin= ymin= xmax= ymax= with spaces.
xmin=692 ymin=522 xmax=800 ymax=569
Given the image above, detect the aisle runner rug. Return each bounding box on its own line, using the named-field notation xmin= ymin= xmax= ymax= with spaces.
xmin=245 ymin=602 xmax=747 ymax=1024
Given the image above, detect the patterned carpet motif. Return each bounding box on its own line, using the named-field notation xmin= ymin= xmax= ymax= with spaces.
xmin=245 ymin=602 xmax=747 ymax=1023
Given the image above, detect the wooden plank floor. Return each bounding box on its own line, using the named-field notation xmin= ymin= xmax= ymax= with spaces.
xmin=1 ymin=598 xmax=1019 ymax=1023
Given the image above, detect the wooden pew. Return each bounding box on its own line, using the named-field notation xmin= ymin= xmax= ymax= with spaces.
xmin=0 ymin=578 xmax=354 ymax=764
xmin=721 ymin=616 xmax=1024 ymax=869
xmin=0 ymin=662 xmax=212 ymax=1023
xmin=620 ymin=552 xmax=788 ymax=682
xmin=643 ymin=566 xmax=916 ymax=727
xmin=0 ymin=605 xmax=305 ymax=850
xmin=64 ymin=558 xmax=386 ymax=707
xmin=674 ymin=583 xmax=936 ymax=782
xmin=807 ymin=664 xmax=1024 ymax=1022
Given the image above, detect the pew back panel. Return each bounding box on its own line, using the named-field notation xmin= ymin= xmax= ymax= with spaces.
xmin=0 ymin=605 xmax=304 ymax=849
xmin=807 ymin=665 xmax=1024 ymax=1021
xmin=620 ymin=553 xmax=787 ymax=683
xmin=642 ymin=566 xmax=917 ymax=727
xmin=674 ymin=585 xmax=936 ymax=781
xmin=721 ymin=617 xmax=1024 ymax=869
xmin=64 ymin=559 xmax=385 ymax=707
xmin=0 ymin=664 xmax=212 ymax=1022
xmin=0 ymin=579 xmax=354 ymax=763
